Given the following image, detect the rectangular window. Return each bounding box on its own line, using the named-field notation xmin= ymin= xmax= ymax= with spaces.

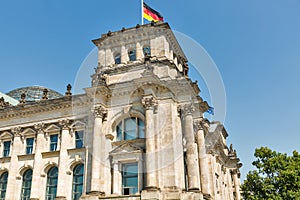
xmin=75 ymin=131 xmax=84 ymax=149
xmin=26 ymin=138 xmax=34 ymax=154
xmin=3 ymin=141 xmax=11 ymax=157
xmin=122 ymin=163 xmax=138 ymax=195
xmin=50 ymin=135 xmax=58 ymax=152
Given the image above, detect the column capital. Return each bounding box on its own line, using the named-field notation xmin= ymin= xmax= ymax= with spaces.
xmin=182 ymin=103 xmax=195 ymax=116
xmin=92 ymin=105 xmax=107 ymax=119
xmin=59 ymin=119 xmax=72 ymax=130
xmin=142 ymin=96 xmax=157 ymax=110
xmin=11 ymin=127 xmax=22 ymax=136
xmin=34 ymin=123 xmax=45 ymax=134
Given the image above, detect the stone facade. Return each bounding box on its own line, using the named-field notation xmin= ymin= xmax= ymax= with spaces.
xmin=0 ymin=22 xmax=241 ymax=200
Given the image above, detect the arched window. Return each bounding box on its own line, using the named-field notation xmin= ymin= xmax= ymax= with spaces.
xmin=20 ymin=169 xmax=33 ymax=200
xmin=72 ymin=164 xmax=84 ymax=200
xmin=45 ymin=167 xmax=58 ymax=200
xmin=0 ymin=172 xmax=8 ymax=200
xmin=143 ymin=46 xmax=151 ymax=57
xmin=128 ymin=50 xmax=136 ymax=61
xmin=114 ymin=53 xmax=121 ymax=64
xmin=117 ymin=117 xmax=145 ymax=141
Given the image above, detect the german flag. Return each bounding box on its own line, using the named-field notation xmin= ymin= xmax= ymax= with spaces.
xmin=143 ymin=3 xmax=164 ymax=22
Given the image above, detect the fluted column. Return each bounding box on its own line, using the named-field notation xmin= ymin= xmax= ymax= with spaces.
xmin=6 ymin=127 xmax=22 ymax=200
xmin=142 ymin=96 xmax=158 ymax=190
xmin=194 ymin=119 xmax=210 ymax=195
xmin=31 ymin=123 xmax=46 ymax=199
xmin=232 ymin=170 xmax=241 ymax=200
xmin=56 ymin=120 xmax=71 ymax=199
xmin=182 ymin=104 xmax=200 ymax=191
xmin=90 ymin=106 xmax=106 ymax=194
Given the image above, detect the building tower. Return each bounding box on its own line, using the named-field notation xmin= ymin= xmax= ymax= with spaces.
xmin=0 ymin=22 xmax=241 ymax=200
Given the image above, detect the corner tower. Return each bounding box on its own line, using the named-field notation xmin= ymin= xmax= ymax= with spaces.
xmin=83 ymin=22 xmax=241 ymax=200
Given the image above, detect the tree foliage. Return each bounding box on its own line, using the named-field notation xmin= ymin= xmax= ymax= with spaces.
xmin=241 ymin=147 xmax=300 ymax=200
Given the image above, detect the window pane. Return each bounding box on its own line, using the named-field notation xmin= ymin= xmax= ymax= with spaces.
xmin=46 ymin=167 xmax=58 ymax=200
xmin=117 ymin=125 xmax=123 ymax=141
xmin=21 ymin=169 xmax=32 ymax=200
xmin=122 ymin=163 xmax=138 ymax=195
xmin=75 ymin=131 xmax=84 ymax=148
xmin=72 ymin=164 xmax=84 ymax=200
xmin=128 ymin=50 xmax=136 ymax=61
xmin=143 ymin=47 xmax=151 ymax=56
xmin=50 ymin=135 xmax=58 ymax=151
xmin=26 ymin=138 xmax=34 ymax=154
xmin=124 ymin=118 xmax=137 ymax=140
xmin=3 ymin=141 xmax=10 ymax=157
xmin=0 ymin=172 xmax=8 ymax=199
xmin=138 ymin=119 xmax=145 ymax=138
xmin=115 ymin=54 xmax=121 ymax=64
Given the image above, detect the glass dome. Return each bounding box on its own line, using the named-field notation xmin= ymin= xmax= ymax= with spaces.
xmin=7 ymin=86 xmax=63 ymax=102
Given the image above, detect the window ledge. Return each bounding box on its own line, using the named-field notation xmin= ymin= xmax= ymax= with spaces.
xmin=18 ymin=154 xmax=35 ymax=160
xmin=0 ymin=156 xmax=11 ymax=163
xmin=41 ymin=150 xmax=60 ymax=158
xmin=67 ymin=147 xmax=86 ymax=154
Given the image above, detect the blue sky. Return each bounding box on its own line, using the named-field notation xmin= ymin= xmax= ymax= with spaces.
xmin=1 ymin=0 xmax=300 ymax=180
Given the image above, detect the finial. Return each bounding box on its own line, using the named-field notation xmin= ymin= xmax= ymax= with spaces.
xmin=19 ymin=93 xmax=26 ymax=104
xmin=136 ymin=24 xmax=140 ymax=28
xmin=65 ymin=84 xmax=72 ymax=96
xmin=42 ymin=88 xmax=48 ymax=100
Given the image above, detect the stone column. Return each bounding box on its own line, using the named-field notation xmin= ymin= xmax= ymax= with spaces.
xmin=194 ymin=119 xmax=210 ymax=195
xmin=142 ymin=96 xmax=158 ymax=190
xmin=6 ymin=127 xmax=22 ymax=200
xmin=121 ymin=46 xmax=129 ymax=63
xmin=31 ymin=123 xmax=46 ymax=199
xmin=232 ymin=170 xmax=241 ymax=200
xmin=182 ymin=104 xmax=200 ymax=191
xmin=90 ymin=106 xmax=106 ymax=194
xmin=56 ymin=120 xmax=71 ymax=199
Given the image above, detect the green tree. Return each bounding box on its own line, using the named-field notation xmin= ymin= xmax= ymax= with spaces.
xmin=241 ymin=147 xmax=300 ymax=200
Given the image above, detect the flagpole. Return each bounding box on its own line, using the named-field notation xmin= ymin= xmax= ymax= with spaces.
xmin=141 ymin=0 xmax=144 ymax=25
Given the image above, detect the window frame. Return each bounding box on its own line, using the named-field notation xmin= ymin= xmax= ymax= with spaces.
xmin=114 ymin=53 xmax=121 ymax=64
xmin=116 ymin=117 xmax=145 ymax=141
xmin=25 ymin=137 xmax=34 ymax=155
xmin=128 ymin=49 xmax=136 ymax=61
xmin=49 ymin=134 xmax=58 ymax=152
xmin=20 ymin=169 xmax=33 ymax=200
xmin=121 ymin=162 xmax=139 ymax=195
xmin=45 ymin=166 xmax=58 ymax=200
xmin=0 ymin=172 xmax=8 ymax=200
xmin=74 ymin=131 xmax=84 ymax=149
xmin=72 ymin=164 xmax=84 ymax=200
xmin=2 ymin=141 xmax=11 ymax=157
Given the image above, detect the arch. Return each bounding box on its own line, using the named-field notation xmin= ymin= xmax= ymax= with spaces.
xmin=128 ymin=49 xmax=136 ymax=61
xmin=18 ymin=165 xmax=33 ymax=177
xmin=41 ymin=162 xmax=58 ymax=177
xmin=68 ymin=159 xmax=84 ymax=173
xmin=111 ymin=110 xmax=145 ymax=131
